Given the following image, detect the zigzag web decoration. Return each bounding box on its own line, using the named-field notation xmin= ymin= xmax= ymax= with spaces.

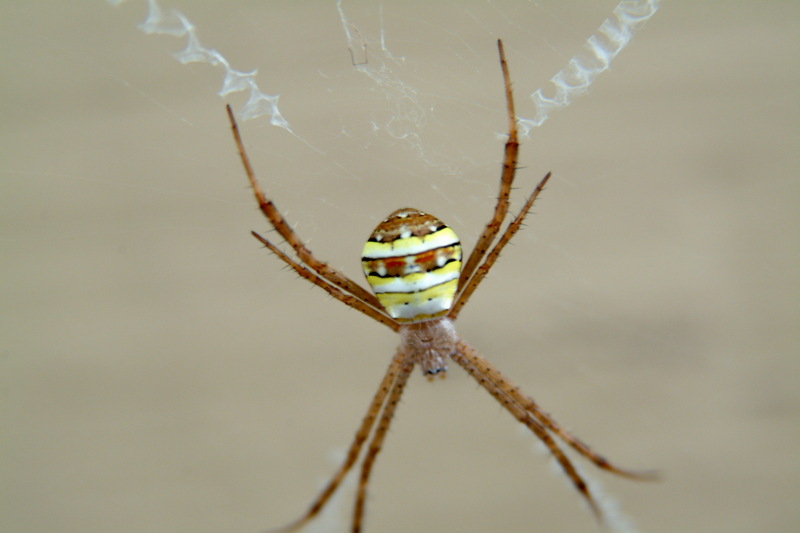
xmin=519 ymin=0 xmax=660 ymax=137
xmin=108 ymin=0 xmax=659 ymax=142
xmin=107 ymin=0 xmax=291 ymax=130
xmin=105 ymin=3 xmax=660 ymax=530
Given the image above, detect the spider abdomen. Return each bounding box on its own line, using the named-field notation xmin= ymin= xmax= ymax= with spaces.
xmin=362 ymin=208 xmax=462 ymax=323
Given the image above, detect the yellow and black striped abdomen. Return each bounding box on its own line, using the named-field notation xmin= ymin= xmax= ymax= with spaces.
xmin=362 ymin=208 xmax=462 ymax=323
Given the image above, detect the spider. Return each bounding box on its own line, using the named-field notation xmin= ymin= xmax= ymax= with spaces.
xmin=226 ymin=40 xmax=653 ymax=533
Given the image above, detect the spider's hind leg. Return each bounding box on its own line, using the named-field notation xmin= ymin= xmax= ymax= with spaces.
xmin=456 ymin=39 xmax=520 ymax=294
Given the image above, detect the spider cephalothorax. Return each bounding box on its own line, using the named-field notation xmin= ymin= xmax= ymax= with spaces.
xmin=227 ymin=39 xmax=653 ymax=533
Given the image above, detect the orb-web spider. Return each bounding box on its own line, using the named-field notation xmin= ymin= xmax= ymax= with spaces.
xmin=226 ymin=39 xmax=653 ymax=533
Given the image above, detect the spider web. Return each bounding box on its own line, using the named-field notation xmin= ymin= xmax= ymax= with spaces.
xmin=105 ymin=0 xmax=658 ymax=278
xmin=7 ymin=3 xmax=800 ymax=533
xmin=100 ymin=2 xmax=659 ymax=532
xmin=107 ymin=0 xmax=657 ymax=153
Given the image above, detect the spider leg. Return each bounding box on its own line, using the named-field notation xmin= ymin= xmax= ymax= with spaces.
xmin=457 ymin=39 xmax=519 ymax=293
xmin=353 ymin=358 xmax=415 ymax=533
xmin=267 ymin=350 xmax=408 ymax=533
xmin=459 ymin=340 xmax=656 ymax=480
xmin=449 ymin=171 xmax=551 ymax=319
xmin=452 ymin=340 xmax=603 ymax=520
xmin=251 ymin=231 xmax=398 ymax=332
xmin=226 ymin=105 xmax=384 ymax=313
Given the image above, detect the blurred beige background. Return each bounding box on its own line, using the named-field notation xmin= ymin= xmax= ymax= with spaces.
xmin=2 ymin=2 xmax=798 ymax=532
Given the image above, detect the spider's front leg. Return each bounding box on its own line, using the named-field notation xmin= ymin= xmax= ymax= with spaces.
xmin=450 ymin=340 xmax=603 ymax=520
xmin=352 ymin=357 xmax=414 ymax=533
xmin=452 ymin=339 xmax=657 ymax=522
xmin=268 ymin=350 xmax=408 ymax=533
